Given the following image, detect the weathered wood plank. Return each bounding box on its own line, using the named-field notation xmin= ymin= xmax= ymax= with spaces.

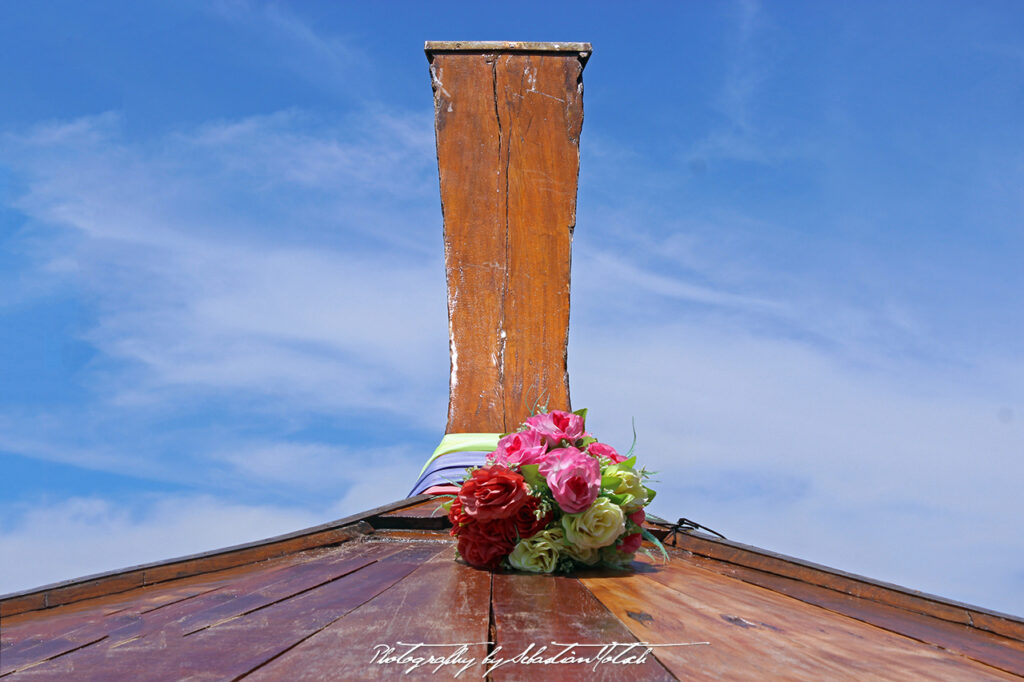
xmin=245 ymin=546 xmax=491 ymax=680
xmin=1 ymin=552 xmax=296 ymax=636
xmin=2 ymin=543 xmax=394 ymax=676
xmin=5 ymin=544 xmax=443 ymax=680
xmin=497 ymin=52 xmax=580 ymax=429
xmin=0 ymin=594 xmax=44 ymax=619
xmin=663 ymin=531 xmax=1024 ymax=642
xmin=0 ymin=585 xmax=215 ymax=670
xmin=0 ymin=511 xmax=395 ymax=617
xmin=378 ymin=497 xmax=448 ymax=519
xmin=636 ymin=552 xmax=1024 ymax=676
xmin=430 ymin=47 xmax=585 ymax=433
xmin=361 ymin=530 xmax=453 ymax=543
xmin=0 ymin=562 xmax=290 ymax=675
xmin=425 ymin=41 xmax=592 ymax=54
xmin=100 ymin=543 xmax=396 ymax=646
xmin=582 ymin=561 xmax=1021 ymax=681
xmin=432 ymin=51 xmax=506 ymax=433
xmin=490 ymin=572 xmax=676 ymax=680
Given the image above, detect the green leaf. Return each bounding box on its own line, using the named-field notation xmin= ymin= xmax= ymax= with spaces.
xmin=572 ymin=407 xmax=588 ymax=423
xmin=643 ymin=487 xmax=657 ymax=504
xmin=578 ymin=436 xmax=598 ymax=448
xmin=640 ymin=526 xmax=670 ymax=563
xmin=626 ymin=416 xmax=638 ymax=456
xmin=520 ymin=464 xmax=544 ymax=487
xmin=601 ymin=475 xmax=622 ymax=489
xmin=606 ymin=493 xmax=628 ymax=505
xmin=621 ymin=455 xmax=637 ymax=469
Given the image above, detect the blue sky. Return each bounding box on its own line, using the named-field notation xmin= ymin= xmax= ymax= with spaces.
xmin=1 ymin=1 xmax=1022 ymax=615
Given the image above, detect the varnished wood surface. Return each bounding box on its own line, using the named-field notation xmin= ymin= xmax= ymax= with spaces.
xmin=378 ymin=497 xmax=449 ymax=523
xmin=583 ymin=561 xmax=1022 ymax=681
xmin=642 ymin=550 xmax=1024 ymax=677
xmin=246 ymin=546 xmax=490 ymax=680
xmin=0 ymin=496 xmax=432 ymax=618
xmin=664 ymin=528 xmax=1024 ymax=643
xmin=3 ymin=499 xmax=1023 ymax=680
xmin=431 ymin=48 xmax=584 ymax=433
xmin=490 ymin=572 xmax=676 ymax=680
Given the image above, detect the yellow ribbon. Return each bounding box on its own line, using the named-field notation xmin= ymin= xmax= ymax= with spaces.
xmin=417 ymin=432 xmax=501 ymax=477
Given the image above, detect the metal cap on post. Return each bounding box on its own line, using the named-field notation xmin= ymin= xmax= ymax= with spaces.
xmin=426 ymin=41 xmax=591 ymax=434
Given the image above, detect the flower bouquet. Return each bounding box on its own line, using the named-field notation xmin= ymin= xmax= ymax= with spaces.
xmin=443 ymin=409 xmax=659 ymax=573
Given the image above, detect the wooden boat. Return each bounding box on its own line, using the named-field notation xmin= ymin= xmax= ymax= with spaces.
xmin=2 ymin=41 xmax=1022 ymax=681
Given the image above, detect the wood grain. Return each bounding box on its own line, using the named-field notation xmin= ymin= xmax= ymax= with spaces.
xmin=497 ymin=52 xmax=581 ymax=430
xmin=245 ymin=546 xmax=491 ymax=680
xmin=583 ymin=559 xmax=1021 ymax=681
xmin=4 ymin=544 xmax=443 ymax=680
xmin=489 ymin=572 xmax=676 ymax=680
xmin=1 ymin=543 xmax=393 ymax=675
xmin=663 ymin=530 xmax=1024 ymax=642
xmin=0 ymin=499 xmax=425 ymax=618
xmin=430 ymin=49 xmax=585 ymax=433
xmin=377 ymin=498 xmax=449 ymax=519
xmin=0 ymin=559 xmax=301 ymax=675
xmin=635 ymin=551 xmax=1024 ymax=676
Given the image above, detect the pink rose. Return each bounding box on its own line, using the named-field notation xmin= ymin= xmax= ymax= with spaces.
xmin=525 ymin=410 xmax=585 ymax=446
xmin=538 ymin=447 xmax=600 ymax=513
xmin=617 ymin=532 xmax=643 ymax=555
xmin=588 ymin=442 xmax=626 ymax=463
xmin=628 ymin=508 xmax=646 ymax=526
xmin=491 ymin=429 xmax=548 ymax=467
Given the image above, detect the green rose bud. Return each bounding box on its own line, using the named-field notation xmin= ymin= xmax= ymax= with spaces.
xmin=604 ymin=465 xmax=647 ymax=512
xmin=561 ymin=498 xmax=625 ymax=550
xmin=508 ymin=527 xmax=565 ymax=573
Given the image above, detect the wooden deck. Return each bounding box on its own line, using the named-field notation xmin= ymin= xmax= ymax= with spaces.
xmin=2 ymin=497 xmax=1022 ymax=680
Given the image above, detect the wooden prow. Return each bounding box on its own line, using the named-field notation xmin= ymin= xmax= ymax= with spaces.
xmin=426 ymin=41 xmax=591 ymax=433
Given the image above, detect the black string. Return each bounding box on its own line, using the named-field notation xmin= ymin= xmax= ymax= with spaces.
xmin=665 ymin=517 xmax=727 ymax=546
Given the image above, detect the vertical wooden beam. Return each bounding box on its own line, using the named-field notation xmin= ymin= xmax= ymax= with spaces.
xmin=427 ymin=41 xmax=591 ymax=434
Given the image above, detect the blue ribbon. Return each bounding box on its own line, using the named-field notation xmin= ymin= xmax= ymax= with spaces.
xmin=407 ymin=433 xmax=501 ymax=497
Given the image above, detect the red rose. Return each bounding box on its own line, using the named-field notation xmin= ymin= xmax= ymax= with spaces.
xmin=458 ymin=465 xmax=529 ymax=521
xmin=628 ymin=508 xmax=646 ymax=526
xmin=448 ymin=496 xmax=469 ymax=536
xmin=475 ymin=518 xmax=519 ymax=546
xmin=457 ymin=520 xmax=516 ymax=569
xmin=617 ymin=532 xmax=643 ymax=555
xmin=511 ymin=496 xmax=552 ymax=540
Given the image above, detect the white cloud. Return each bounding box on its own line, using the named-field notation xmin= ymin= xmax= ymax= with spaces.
xmin=208 ymin=0 xmax=371 ymax=97
xmin=0 ymin=495 xmax=321 ymax=594
xmin=3 ymin=111 xmax=448 ymax=428
xmin=583 ymin=248 xmax=782 ymax=313
xmin=210 ymin=441 xmax=425 ymax=501
xmin=570 ymin=319 xmax=1024 ymax=615
xmin=693 ymin=0 xmax=774 ymax=163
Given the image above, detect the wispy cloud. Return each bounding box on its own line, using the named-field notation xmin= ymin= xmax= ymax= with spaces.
xmin=570 ymin=318 xmax=1024 ymax=614
xmin=693 ymin=0 xmax=775 ymax=163
xmin=0 ymin=495 xmax=321 ymax=593
xmin=208 ymin=0 xmax=371 ymax=98
xmin=3 ymin=110 xmax=446 ymax=422
xmin=582 ymin=248 xmax=782 ymax=312
xmin=0 ymin=108 xmax=449 ymax=514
